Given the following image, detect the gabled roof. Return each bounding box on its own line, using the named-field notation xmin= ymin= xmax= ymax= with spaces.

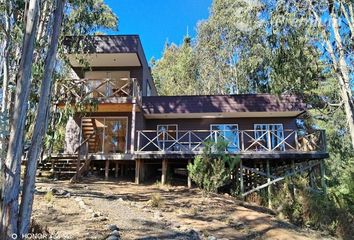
xmin=142 ymin=94 xmax=307 ymax=118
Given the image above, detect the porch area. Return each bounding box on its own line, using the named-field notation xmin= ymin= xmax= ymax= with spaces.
xmin=135 ymin=128 xmax=328 ymax=157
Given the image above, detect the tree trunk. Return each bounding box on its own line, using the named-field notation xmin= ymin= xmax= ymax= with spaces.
xmin=19 ymin=0 xmax=65 ymax=235
xmin=329 ymin=3 xmax=354 ymax=149
xmin=0 ymin=0 xmax=40 ymax=238
xmin=307 ymin=0 xmax=354 ymax=149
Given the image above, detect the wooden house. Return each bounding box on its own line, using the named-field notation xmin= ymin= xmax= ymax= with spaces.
xmin=54 ymin=35 xmax=328 ymax=198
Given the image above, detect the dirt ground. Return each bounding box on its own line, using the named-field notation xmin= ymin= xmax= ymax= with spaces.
xmin=32 ymin=176 xmax=335 ymax=240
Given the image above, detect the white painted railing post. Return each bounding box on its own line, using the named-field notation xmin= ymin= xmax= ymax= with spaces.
xmin=267 ymin=130 xmax=272 ymax=151
xmin=188 ymin=131 xmax=191 ymax=151
xmin=137 ymin=131 xmax=140 ymax=152
xmin=294 ymin=130 xmax=299 ymax=151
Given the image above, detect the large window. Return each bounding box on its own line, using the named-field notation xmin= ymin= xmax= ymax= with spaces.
xmin=83 ymin=117 xmax=128 ymax=154
xmin=254 ymin=124 xmax=284 ymax=151
xmin=210 ymin=124 xmax=239 ymax=153
xmin=157 ymin=124 xmax=178 ymax=142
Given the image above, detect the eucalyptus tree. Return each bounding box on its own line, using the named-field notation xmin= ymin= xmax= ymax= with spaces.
xmin=0 ymin=0 xmax=118 ymax=238
xmin=1 ymin=0 xmax=40 ymax=238
xmin=304 ymin=0 xmax=354 ymax=148
xmin=152 ymin=37 xmax=198 ymax=95
xmin=195 ymin=0 xmax=269 ymax=94
xmin=19 ymin=0 xmax=65 ymax=235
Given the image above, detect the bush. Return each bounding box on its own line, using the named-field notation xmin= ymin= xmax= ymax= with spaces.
xmin=147 ymin=193 xmax=164 ymax=208
xmin=187 ymin=139 xmax=239 ymax=193
xmin=44 ymin=191 xmax=54 ymax=203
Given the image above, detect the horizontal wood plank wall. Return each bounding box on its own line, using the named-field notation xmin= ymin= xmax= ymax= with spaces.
xmin=144 ymin=117 xmax=297 ymax=132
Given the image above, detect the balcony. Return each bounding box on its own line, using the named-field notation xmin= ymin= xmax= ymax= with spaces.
xmin=136 ymin=129 xmax=328 ymax=159
xmin=60 ymin=77 xmax=142 ymax=104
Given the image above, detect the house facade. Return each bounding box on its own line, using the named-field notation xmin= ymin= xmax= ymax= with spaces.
xmin=58 ymin=35 xmax=328 ymax=196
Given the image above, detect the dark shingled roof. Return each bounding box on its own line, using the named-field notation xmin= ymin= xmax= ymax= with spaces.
xmin=63 ymin=35 xmax=142 ymax=54
xmin=142 ymin=94 xmax=307 ymax=114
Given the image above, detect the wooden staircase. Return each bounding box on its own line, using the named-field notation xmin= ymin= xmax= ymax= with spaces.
xmin=37 ymin=118 xmax=99 ymax=179
xmin=82 ymin=118 xmax=99 ymax=153
xmin=37 ymin=155 xmax=79 ymax=179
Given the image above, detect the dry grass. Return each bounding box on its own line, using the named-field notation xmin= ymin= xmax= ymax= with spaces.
xmin=147 ymin=193 xmax=164 ymax=208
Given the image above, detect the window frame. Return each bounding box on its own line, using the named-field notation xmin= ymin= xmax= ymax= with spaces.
xmin=210 ymin=124 xmax=240 ymax=152
xmin=157 ymin=124 xmax=178 ymax=142
xmin=254 ymin=123 xmax=285 ymax=150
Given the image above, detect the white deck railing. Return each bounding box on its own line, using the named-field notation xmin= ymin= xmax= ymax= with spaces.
xmin=136 ymin=129 xmax=326 ymax=154
xmin=62 ymin=77 xmax=142 ymax=103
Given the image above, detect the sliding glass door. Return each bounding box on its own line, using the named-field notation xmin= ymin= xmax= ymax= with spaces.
xmin=210 ymin=124 xmax=239 ymax=153
xmin=254 ymin=124 xmax=284 ymax=151
xmin=83 ymin=117 xmax=128 ymax=154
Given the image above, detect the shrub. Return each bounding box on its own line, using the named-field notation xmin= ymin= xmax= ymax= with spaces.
xmin=187 ymin=139 xmax=239 ymax=193
xmin=148 ymin=193 xmax=164 ymax=208
xmin=44 ymin=191 xmax=54 ymax=203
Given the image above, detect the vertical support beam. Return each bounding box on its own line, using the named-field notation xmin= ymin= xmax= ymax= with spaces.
xmin=140 ymin=159 xmax=145 ymax=182
xmin=319 ymin=160 xmax=327 ymax=194
xmin=115 ymin=162 xmax=119 ymax=178
xmin=266 ymin=159 xmax=272 ymax=208
xmin=291 ymin=159 xmax=296 ymax=198
xmin=187 ymin=159 xmax=192 ymax=188
xmin=135 ymin=159 xmax=141 ymax=184
xmin=240 ymin=159 xmax=244 ymax=196
xmin=76 ymin=118 xmax=83 ymax=181
xmin=120 ymin=163 xmax=124 ymax=177
xmin=130 ymin=80 xmax=137 ymax=154
xmin=105 ymin=160 xmax=109 ymax=180
xmin=161 ymin=159 xmax=167 ymax=185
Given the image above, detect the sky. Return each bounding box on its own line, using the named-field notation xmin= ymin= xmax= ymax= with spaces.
xmin=104 ymin=0 xmax=212 ymax=61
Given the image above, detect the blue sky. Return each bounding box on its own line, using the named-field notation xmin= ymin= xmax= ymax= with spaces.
xmin=104 ymin=0 xmax=212 ymax=61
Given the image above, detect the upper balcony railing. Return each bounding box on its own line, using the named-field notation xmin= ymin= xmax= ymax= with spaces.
xmin=136 ymin=129 xmax=327 ymax=154
xmin=61 ymin=77 xmax=142 ymax=104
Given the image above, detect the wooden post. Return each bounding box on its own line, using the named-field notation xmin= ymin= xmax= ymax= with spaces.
xmin=120 ymin=163 xmax=124 ymax=177
xmin=115 ymin=162 xmax=119 ymax=178
xmin=266 ymin=159 xmax=272 ymax=208
xmin=161 ymin=159 xmax=167 ymax=185
xmin=291 ymin=159 xmax=296 ymax=198
xmin=130 ymin=79 xmax=136 ymax=154
xmin=140 ymin=160 xmax=145 ymax=182
xmin=319 ymin=160 xmax=327 ymax=194
xmin=240 ymin=159 xmax=244 ymax=196
xmin=105 ymin=160 xmax=109 ymax=180
xmin=135 ymin=159 xmax=141 ymax=184
xmin=187 ymin=159 xmax=192 ymax=188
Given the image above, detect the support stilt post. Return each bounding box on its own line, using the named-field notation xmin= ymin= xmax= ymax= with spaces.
xmin=120 ymin=164 xmax=124 ymax=177
xmin=140 ymin=159 xmax=145 ymax=182
xmin=135 ymin=159 xmax=141 ymax=184
xmin=161 ymin=159 xmax=167 ymax=185
xmin=291 ymin=159 xmax=296 ymax=198
xmin=105 ymin=160 xmax=110 ymax=180
xmin=187 ymin=159 xmax=192 ymax=188
xmin=319 ymin=160 xmax=327 ymax=194
xmin=130 ymin=97 xmax=136 ymax=154
xmin=115 ymin=162 xmax=119 ymax=178
xmin=266 ymin=159 xmax=272 ymax=209
xmin=240 ymin=159 xmax=244 ymax=197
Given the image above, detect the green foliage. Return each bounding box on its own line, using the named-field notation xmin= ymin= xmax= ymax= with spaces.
xmin=196 ymin=0 xmax=269 ymax=94
xmin=271 ymin=177 xmax=354 ymax=238
xmin=65 ymin=0 xmax=118 ymax=35
xmin=187 ymin=139 xmax=240 ymax=193
xmin=151 ymin=37 xmax=198 ymax=95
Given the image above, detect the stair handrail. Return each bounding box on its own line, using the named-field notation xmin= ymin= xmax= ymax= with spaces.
xmin=74 ymin=131 xmax=96 ymax=154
